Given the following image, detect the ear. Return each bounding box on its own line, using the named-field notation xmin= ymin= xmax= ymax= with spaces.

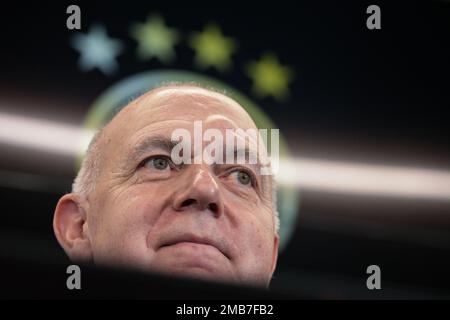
xmin=53 ymin=193 xmax=93 ymax=262
xmin=270 ymin=234 xmax=279 ymax=276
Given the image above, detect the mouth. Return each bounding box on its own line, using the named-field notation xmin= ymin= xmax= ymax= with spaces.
xmin=159 ymin=233 xmax=231 ymax=260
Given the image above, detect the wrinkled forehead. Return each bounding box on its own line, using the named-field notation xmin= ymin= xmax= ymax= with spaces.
xmin=107 ymin=86 xmax=258 ymax=140
xmin=93 ymin=87 xmax=264 ymax=166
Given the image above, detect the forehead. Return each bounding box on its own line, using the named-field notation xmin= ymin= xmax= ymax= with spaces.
xmin=106 ymin=86 xmax=258 ymax=143
xmin=136 ymin=87 xmax=253 ymax=125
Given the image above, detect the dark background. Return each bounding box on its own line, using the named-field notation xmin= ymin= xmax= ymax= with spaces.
xmin=0 ymin=1 xmax=449 ymax=298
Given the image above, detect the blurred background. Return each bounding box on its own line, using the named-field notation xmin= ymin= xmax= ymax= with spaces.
xmin=1 ymin=1 xmax=450 ymax=299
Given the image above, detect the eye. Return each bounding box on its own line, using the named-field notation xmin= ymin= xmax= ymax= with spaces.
xmin=231 ymin=170 xmax=253 ymax=186
xmin=143 ymin=156 xmax=170 ymax=170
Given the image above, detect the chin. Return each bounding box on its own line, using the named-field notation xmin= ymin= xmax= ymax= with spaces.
xmin=154 ymin=264 xmax=232 ymax=283
xmin=173 ymin=267 xmax=223 ymax=281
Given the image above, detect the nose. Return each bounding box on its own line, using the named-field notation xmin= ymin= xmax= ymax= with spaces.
xmin=172 ymin=166 xmax=224 ymax=217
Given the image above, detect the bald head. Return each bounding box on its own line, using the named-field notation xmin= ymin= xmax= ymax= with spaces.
xmin=103 ymin=84 xmax=258 ymax=145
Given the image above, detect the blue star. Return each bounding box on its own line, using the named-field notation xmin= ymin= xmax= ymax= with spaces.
xmin=71 ymin=24 xmax=124 ymax=76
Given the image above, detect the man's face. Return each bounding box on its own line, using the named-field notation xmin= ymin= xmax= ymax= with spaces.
xmin=82 ymin=87 xmax=278 ymax=286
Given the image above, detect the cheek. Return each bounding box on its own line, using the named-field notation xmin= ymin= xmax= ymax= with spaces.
xmin=238 ymin=219 xmax=274 ymax=256
xmin=224 ymin=188 xmax=273 ymax=233
xmin=229 ymin=212 xmax=275 ymax=284
xmin=88 ymin=184 xmax=166 ymax=265
xmin=226 ymin=197 xmax=274 ymax=260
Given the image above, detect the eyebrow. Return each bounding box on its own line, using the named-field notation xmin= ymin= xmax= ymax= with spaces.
xmin=128 ymin=135 xmax=267 ymax=169
xmin=126 ymin=135 xmax=271 ymax=196
xmin=128 ymin=135 xmax=179 ymax=164
xmin=227 ymin=148 xmax=261 ymax=166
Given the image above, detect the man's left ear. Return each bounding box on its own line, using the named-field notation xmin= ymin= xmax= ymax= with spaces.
xmin=270 ymin=235 xmax=280 ymax=276
xmin=53 ymin=193 xmax=93 ymax=262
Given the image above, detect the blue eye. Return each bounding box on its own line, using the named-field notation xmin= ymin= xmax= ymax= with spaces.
xmin=237 ymin=171 xmax=251 ymax=185
xmin=145 ymin=157 xmax=170 ymax=170
xmin=231 ymin=170 xmax=253 ymax=186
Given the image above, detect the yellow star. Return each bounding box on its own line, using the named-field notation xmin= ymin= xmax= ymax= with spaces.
xmin=189 ymin=24 xmax=237 ymax=72
xmin=246 ymin=53 xmax=294 ymax=101
xmin=130 ymin=15 xmax=179 ymax=64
